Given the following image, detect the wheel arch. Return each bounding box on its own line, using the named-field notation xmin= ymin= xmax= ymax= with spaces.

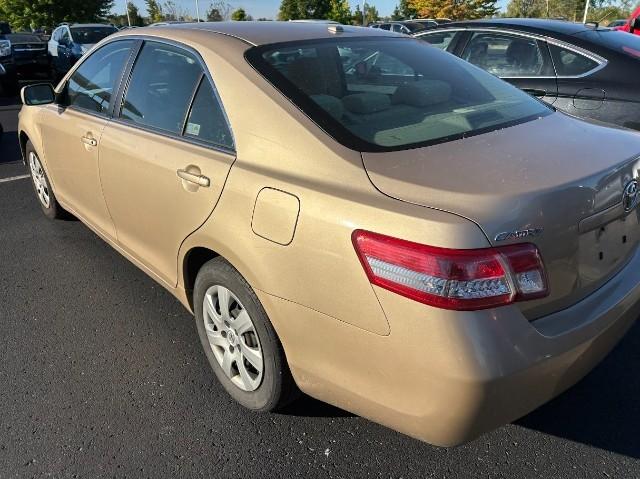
xmin=19 ymin=130 xmax=30 ymax=164
xmin=182 ymin=246 xmax=221 ymax=311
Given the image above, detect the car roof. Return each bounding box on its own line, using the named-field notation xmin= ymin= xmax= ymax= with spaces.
xmin=157 ymin=21 xmax=396 ymax=46
xmin=435 ymin=18 xmax=599 ymax=36
xmin=70 ymin=23 xmax=116 ymax=28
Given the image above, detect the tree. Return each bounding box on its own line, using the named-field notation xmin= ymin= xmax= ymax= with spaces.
xmin=126 ymin=2 xmax=144 ymax=26
xmin=398 ymin=0 xmax=418 ymax=18
xmin=207 ymin=7 xmax=223 ymax=20
xmin=505 ymin=0 xmax=545 ymax=17
xmin=146 ymin=0 xmax=164 ymax=23
xmin=328 ymin=0 xmax=351 ymax=23
xmin=163 ymin=0 xmax=190 ymax=20
xmin=0 ymin=0 xmax=114 ymax=29
xmin=391 ymin=5 xmax=404 ymax=19
xmin=408 ymin=0 xmax=498 ymax=20
xmin=278 ymin=0 xmax=331 ymax=20
xmin=108 ymin=3 xmax=144 ymax=26
xmin=365 ymin=4 xmax=380 ymax=23
xmin=209 ymin=0 xmax=232 ymax=20
xmin=231 ymin=7 xmax=248 ymax=20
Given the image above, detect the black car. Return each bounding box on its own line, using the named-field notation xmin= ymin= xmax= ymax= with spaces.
xmin=416 ymin=18 xmax=640 ymax=130
xmin=5 ymin=33 xmax=49 ymax=83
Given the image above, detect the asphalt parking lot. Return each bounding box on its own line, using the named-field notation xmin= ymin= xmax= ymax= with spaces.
xmin=1 ymin=101 xmax=640 ymax=478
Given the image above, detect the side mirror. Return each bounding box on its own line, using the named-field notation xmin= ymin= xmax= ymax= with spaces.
xmin=21 ymin=83 xmax=55 ymax=106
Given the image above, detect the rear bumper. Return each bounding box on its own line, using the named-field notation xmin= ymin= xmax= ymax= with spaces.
xmin=259 ymin=246 xmax=640 ymax=446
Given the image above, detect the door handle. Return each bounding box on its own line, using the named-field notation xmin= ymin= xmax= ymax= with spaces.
xmin=177 ymin=169 xmax=210 ymax=187
xmin=81 ymin=136 xmax=98 ymax=147
xmin=521 ymin=88 xmax=546 ymax=97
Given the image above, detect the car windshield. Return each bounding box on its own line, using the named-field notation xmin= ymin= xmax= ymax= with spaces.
xmin=578 ymin=29 xmax=640 ymax=60
xmin=70 ymin=26 xmax=116 ymax=44
xmin=247 ymin=37 xmax=551 ymax=152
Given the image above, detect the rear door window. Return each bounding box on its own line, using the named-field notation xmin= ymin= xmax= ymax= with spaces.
xmin=183 ymin=78 xmax=234 ymax=150
xmin=419 ymin=30 xmax=462 ymax=52
xmin=67 ymin=40 xmax=134 ymax=115
xmin=462 ymin=32 xmax=546 ymax=77
xmin=548 ymin=44 xmax=600 ymax=76
xmin=121 ymin=41 xmax=202 ymax=134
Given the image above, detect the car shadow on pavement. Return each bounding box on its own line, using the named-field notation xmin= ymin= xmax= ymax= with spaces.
xmin=278 ymin=394 xmax=355 ymax=418
xmin=517 ymin=320 xmax=640 ymax=458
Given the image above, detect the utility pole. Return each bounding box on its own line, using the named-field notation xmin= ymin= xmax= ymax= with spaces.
xmin=195 ymin=0 xmax=201 ymax=22
xmin=362 ymin=1 xmax=367 ymax=26
xmin=125 ymin=0 xmax=132 ymax=26
xmin=582 ymin=0 xmax=590 ymax=23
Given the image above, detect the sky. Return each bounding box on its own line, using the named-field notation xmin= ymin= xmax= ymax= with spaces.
xmin=115 ymin=0 xmax=509 ymax=21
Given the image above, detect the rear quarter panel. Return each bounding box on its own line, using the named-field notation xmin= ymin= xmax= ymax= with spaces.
xmin=175 ymin=31 xmax=492 ymax=336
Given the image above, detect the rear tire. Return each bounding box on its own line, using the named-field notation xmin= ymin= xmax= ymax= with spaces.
xmin=26 ymin=141 xmax=68 ymax=220
xmin=194 ymin=257 xmax=299 ymax=411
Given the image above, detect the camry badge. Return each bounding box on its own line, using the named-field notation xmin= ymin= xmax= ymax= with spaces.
xmin=494 ymin=228 xmax=544 ymax=242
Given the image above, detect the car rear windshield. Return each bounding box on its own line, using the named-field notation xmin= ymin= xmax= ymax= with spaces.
xmin=246 ymin=37 xmax=551 ymax=152
xmin=71 ymin=26 xmax=116 ymax=44
xmin=577 ymin=29 xmax=640 ymax=60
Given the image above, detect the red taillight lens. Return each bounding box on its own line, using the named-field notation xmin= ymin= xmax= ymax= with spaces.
xmin=352 ymin=230 xmax=548 ymax=311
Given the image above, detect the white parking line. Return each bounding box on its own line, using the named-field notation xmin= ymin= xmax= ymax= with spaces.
xmin=0 ymin=174 xmax=29 ymax=184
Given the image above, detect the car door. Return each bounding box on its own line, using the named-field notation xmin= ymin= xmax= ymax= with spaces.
xmin=459 ymin=31 xmax=558 ymax=105
xmin=547 ymin=42 xmax=606 ymax=114
xmin=56 ymin=27 xmax=74 ymax=72
xmin=39 ymin=39 xmax=136 ymax=240
xmin=48 ymin=27 xmax=59 ymax=57
xmin=98 ymin=40 xmax=236 ymax=287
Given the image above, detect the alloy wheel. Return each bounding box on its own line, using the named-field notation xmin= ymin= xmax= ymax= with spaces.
xmin=202 ymin=285 xmax=264 ymax=392
xmin=28 ymin=151 xmax=50 ymax=209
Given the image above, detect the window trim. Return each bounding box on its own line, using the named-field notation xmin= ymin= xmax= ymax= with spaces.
xmin=55 ymin=34 xmax=236 ymax=155
xmin=112 ymin=35 xmax=236 ymax=154
xmin=61 ymin=38 xmax=141 ymax=120
xmin=415 ymin=27 xmax=608 ymax=79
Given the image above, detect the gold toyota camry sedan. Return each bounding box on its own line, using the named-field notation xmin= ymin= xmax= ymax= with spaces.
xmin=18 ymin=22 xmax=640 ymax=446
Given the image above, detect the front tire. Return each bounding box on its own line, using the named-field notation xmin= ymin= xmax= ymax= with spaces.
xmin=26 ymin=141 xmax=67 ymax=219
xmin=194 ymin=257 xmax=298 ymax=411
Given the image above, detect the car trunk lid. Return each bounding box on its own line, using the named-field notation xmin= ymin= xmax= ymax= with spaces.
xmin=362 ymin=113 xmax=640 ymax=318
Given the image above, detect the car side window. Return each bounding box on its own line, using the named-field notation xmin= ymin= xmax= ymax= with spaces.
xmin=121 ymin=41 xmax=202 ymax=134
xmin=52 ymin=28 xmax=59 ymax=41
xmin=420 ymin=31 xmax=461 ymax=52
xmin=548 ymin=44 xmax=599 ymax=76
xmin=183 ymin=78 xmax=234 ymax=149
xmin=66 ymin=40 xmax=134 ymax=115
xmin=462 ymin=32 xmax=545 ymax=77
xmin=60 ymin=28 xmax=70 ymax=45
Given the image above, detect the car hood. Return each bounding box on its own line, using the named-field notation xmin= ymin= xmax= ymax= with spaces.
xmin=362 ymin=112 xmax=640 ymax=317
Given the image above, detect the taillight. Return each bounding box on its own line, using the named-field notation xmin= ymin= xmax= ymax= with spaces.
xmin=352 ymin=230 xmax=548 ymax=311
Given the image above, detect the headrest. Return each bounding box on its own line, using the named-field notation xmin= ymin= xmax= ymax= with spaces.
xmin=392 ymin=80 xmax=452 ymax=107
xmin=342 ymin=93 xmax=391 ymax=114
xmin=311 ymin=94 xmax=344 ymax=120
